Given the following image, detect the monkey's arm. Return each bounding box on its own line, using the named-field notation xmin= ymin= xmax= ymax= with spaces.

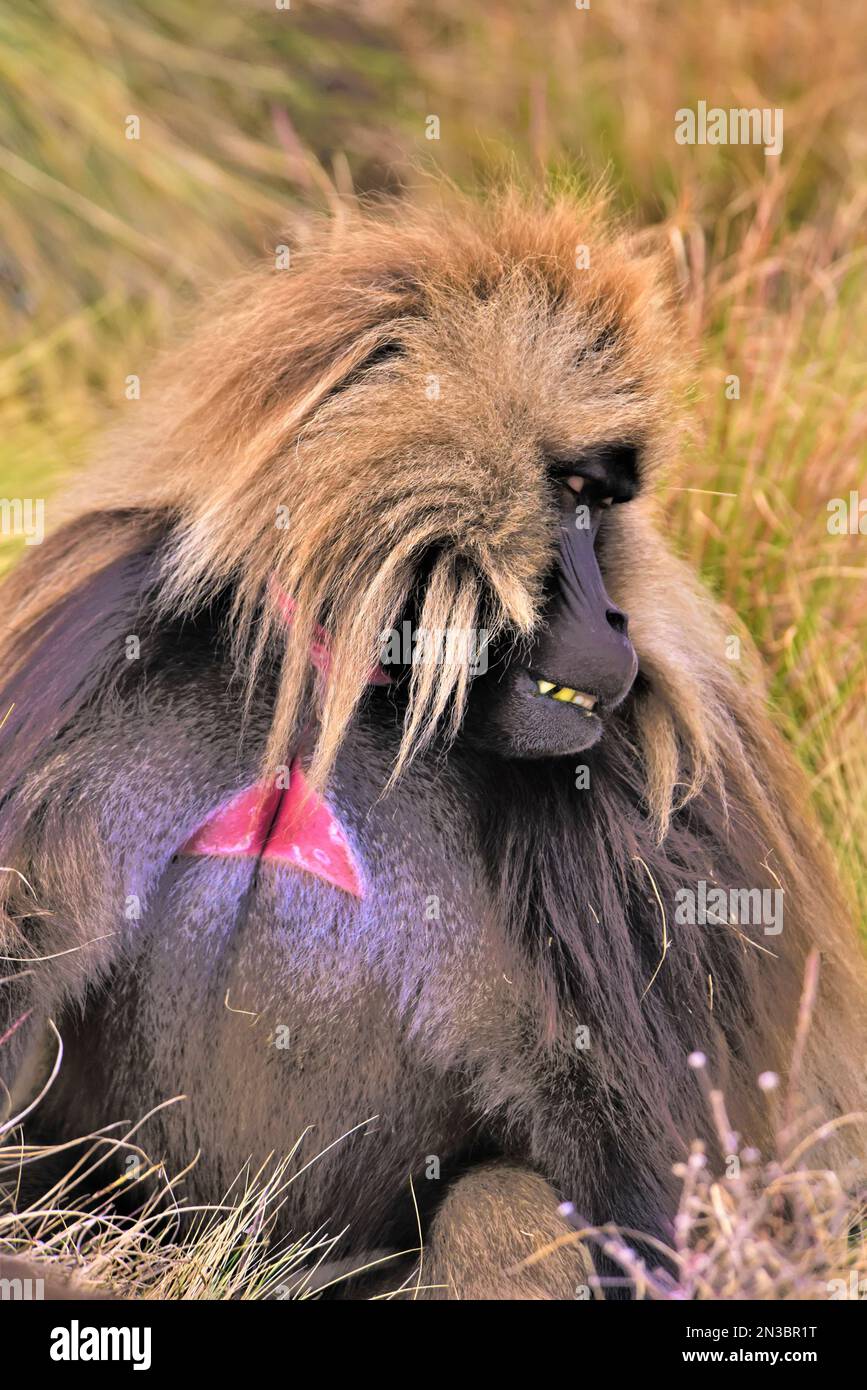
xmin=1 ymin=524 xmax=151 ymax=1103
xmin=0 ymin=515 xmax=270 ymax=1111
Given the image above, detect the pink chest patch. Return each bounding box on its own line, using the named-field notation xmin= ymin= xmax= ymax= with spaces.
xmin=182 ymin=759 xmax=364 ymax=898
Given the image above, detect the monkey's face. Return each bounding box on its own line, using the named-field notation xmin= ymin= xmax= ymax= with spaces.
xmin=462 ymin=447 xmax=639 ymax=759
xmin=145 ymin=197 xmax=681 ymax=780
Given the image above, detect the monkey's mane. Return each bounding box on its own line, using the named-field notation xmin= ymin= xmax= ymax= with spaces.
xmin=10 ymin=191 xmax=689 ymax=788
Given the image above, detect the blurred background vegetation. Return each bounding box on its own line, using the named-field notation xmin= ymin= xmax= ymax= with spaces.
xmin=1 ymin=0 xmax=865 ymax=920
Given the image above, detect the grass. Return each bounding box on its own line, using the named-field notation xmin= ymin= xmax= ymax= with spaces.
xmin=1 ymin=0 xmax=866 ymax=1298
xmin=0 ymin=1126 xmax=353 ymax=1299
xmin=666 ymin=181 xmax=867 ymax=922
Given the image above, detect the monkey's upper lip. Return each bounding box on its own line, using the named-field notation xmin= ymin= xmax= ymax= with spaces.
xmin=530 ymin=675 xmax=598 ymax=713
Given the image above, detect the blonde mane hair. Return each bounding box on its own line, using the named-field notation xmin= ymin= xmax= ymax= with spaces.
xmin=15 ymin=194 xmax=686 ymax=785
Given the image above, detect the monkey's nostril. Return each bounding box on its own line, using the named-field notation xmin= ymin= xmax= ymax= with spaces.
xmin=605 ymin=608 xmax=628 ymax=636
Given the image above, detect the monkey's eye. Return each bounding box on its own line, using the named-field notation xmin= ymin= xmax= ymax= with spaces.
xmin=548 ymin=442 xmax=639 ymax=505
xmin=559 ymin=474 xmax=614 ymax=509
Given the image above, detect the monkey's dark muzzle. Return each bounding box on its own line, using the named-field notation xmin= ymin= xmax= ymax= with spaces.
xmin=466 ymin=517 xmax=637 ymax=760
xmin=525 ymin=516 xmax=638 ymax=716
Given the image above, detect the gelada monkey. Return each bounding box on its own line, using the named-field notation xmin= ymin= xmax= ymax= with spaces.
xmin=1 ymin=194 xmax=864 ymax=1298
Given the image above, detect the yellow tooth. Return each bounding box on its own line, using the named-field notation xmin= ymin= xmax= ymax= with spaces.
xmin=552 ymin=686 xmax=576 ymax=702
xmin=536 ymin=679 xmax=556 ymax=694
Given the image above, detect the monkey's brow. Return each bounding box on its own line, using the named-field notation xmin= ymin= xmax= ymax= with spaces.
xmin=547 ymin=442 xmax=639 ymax=500
xmin=323 ymin=338 xmax=406 ymax=402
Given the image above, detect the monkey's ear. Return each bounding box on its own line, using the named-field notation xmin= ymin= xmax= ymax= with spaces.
xmin=0 ymin=506 xmax=171 ymax=802
xmin=619 ymin=222 xmax=689 ymax=324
